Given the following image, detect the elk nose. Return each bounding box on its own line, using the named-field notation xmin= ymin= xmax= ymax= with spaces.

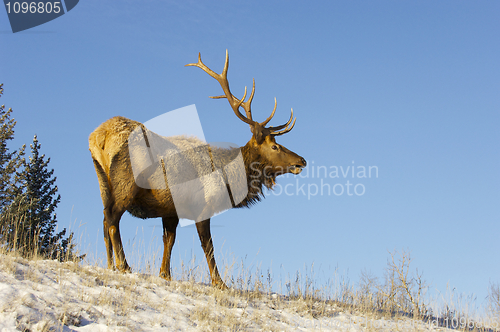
xmin=300 ymin=157 xmax=307 ymax=166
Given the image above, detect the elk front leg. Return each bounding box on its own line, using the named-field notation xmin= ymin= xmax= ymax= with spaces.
xmin=196 ymin=219 xmax=227 ymax=289
xmin=159 ymin=216 xmax=179 ymax=280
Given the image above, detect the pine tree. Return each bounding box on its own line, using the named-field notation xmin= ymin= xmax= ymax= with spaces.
xmin=0 ymin=84 xmax=79 ymax=260
xmin=14 ymin=135 xmax=76 ymax=259
xmin=0 ymin=84 xmax=25 ymax=246
xmin=0 ymin=84 xmax=25 ymax=214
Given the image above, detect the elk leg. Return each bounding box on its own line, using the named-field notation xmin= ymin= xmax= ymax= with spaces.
xmin=104 ymin=206 xmax=130 ymax=273
xmin=94 ymin=159 xmax=117 ymax=271
xmin=102 ymin=216 xmax=114 ymax=270
xmin=159 ymin=216 xmax=179 ymax=280
xmin=195 ymin=219 xmax=227 ymax=289
xmin=109 ymin=223 xmax=130 ymax=273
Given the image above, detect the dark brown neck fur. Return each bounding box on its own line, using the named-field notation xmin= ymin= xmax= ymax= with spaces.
xmin=233 ymin=143 xmax=276 ymax=208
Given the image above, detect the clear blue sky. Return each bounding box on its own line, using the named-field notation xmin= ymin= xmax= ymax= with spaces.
xmin=1 ymin=1 xmax=498 ymax=312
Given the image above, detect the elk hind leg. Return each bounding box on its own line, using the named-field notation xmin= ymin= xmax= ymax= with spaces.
xmin=104 ymin=154 xmax=139 ymax=273
xmin=105 ymin=206 xmax=131 ymax=273
xmin=159 ymin=216 xmax=179 ymax=280
xmin=92 ymin=158 xmax=118 ymax=270
xmin=196 ymin=219 xmax=227 ymax=289
xmin=102 ymin=216 xmax=114 ymax=269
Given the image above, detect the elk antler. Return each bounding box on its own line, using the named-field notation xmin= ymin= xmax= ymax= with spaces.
xmin=265 ymin=108 xmax=295 ymax=136
xmin=186 ymin=50 xmax=296 ymax=138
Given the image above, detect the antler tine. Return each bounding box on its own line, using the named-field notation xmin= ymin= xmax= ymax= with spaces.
xmin=240 ymin=78 xmax=255 ymax=120
xmin=221 ymin=49 xmax=229 ymax=80
xmin=271 ymin=115 xmax=296 ymax=136
xmin=268 ymin=108 xmax=294 ymax=132
xmin=186 ymin=50 xmax=255 ymax=126
xmin=259 ymin=97 xmax=277 ymax=126
xmin=239 ymin=78 xmax=255 ymax=131
xmin=185 ymin=52 xmax=220 ymax=81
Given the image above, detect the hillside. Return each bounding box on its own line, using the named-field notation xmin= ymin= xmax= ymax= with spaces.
xmin=0 ymin=254 xmax=484 ymax=331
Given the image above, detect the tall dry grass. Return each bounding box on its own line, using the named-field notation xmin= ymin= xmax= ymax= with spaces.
xmin=1 ymin=219 xmax=498 ymax=331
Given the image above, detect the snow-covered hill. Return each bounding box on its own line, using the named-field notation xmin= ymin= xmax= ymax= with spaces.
xmin=0 ymin=254 xmax=468 ymax=331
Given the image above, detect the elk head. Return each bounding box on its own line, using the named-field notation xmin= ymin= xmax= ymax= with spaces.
xmin=186 ymin=51 xmax=306 ymax=183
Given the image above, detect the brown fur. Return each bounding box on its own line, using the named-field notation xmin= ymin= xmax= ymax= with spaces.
xmin=89 ymin=115 xmax=305 ymax=288
xmin=90 ymin=52 xmax=306 ymax=288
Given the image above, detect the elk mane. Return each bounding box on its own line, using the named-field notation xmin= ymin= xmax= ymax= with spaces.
xmin=235 ymin=144 xmax=277 ymax=208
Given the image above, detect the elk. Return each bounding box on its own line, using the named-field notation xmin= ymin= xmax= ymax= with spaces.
xmin=89 ymin=51 xmax=306 ymax=288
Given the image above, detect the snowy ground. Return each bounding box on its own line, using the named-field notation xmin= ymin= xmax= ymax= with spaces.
xmin=0 ymin=254 xmax=466 ymax=331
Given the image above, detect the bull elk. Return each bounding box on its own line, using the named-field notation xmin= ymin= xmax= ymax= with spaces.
xmin=89 ymin=51 xmax=306 ymax=288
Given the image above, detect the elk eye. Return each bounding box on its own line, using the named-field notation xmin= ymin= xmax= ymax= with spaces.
xmin=272 ymin=145 xmax=278 ymax=150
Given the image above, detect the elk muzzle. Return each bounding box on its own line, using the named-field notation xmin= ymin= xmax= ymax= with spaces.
xmin=288 ymin=156 xmax=307 ymax=175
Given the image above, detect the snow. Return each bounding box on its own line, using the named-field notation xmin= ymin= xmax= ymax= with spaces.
xmin=0 ymin=254 xmax=461 ymax=331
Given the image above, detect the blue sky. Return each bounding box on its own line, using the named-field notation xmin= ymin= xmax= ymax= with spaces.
xmin=1 ymin=1 xmax=499 ymax=311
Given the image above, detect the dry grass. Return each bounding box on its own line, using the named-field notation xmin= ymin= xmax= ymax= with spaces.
xmin=489 ymin=283 xmax=500 ymax=320
xmin=0 ymin=223 xmax=498 ymax=331
xmin=1 ymin=249 xmax=498 ymax=331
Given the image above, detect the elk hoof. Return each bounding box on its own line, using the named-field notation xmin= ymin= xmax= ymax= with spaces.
xmin=159 ymin=272 xmax=172 ymax=281
xmin=117 ymin=264 xmax=131 ymax=273
xmin=213 ymin=280 xmax=228 ymax=290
